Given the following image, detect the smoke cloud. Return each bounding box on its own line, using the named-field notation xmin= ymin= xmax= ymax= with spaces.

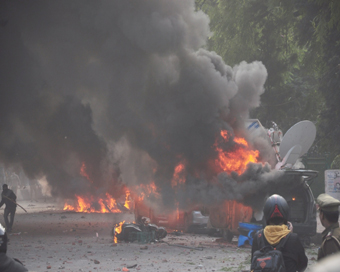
xmin=0 ymin=0 xmax=275 ymax=209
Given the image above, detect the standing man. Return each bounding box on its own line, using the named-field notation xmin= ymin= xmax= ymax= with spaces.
xmin=316 ymin=193 xmax=340 ymax=261
xmin=0 ymin=184 xmax=17 ymax=232
xmin=251 ymin=194 xmax=308 ymax=272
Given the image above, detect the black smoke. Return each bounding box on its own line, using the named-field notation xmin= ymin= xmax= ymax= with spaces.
xmin=0 ymin=0 xmax=276 ymax=208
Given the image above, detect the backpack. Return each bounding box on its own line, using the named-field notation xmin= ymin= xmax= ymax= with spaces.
xmin=251 ymin=230 xmax=291 ymax=272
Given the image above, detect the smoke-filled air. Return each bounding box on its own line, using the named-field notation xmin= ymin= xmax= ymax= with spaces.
xmin=0 ymin=0 xmax=289 ymax=212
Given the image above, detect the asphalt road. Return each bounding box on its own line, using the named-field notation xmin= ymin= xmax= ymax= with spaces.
xmin=2 ymin=198 xmax=321 ymax=272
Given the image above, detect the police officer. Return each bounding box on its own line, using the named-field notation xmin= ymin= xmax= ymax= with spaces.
xmin=0 ymin=184 xmax=17 ymax=232
xmin=316 ymin=193 xmax=340 ymax=261
xmin=251 ymin=194 xmax=308 ymax=272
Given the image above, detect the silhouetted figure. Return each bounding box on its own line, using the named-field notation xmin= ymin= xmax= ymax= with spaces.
xmin=0 ymin=184 xmax=17 ymax=232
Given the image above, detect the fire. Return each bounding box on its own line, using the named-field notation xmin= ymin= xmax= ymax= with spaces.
xmin=124 ymin=190 xmax=131 ymax=210
xmin=171 ymin=162 xmax=186 ymax=187
xmin=221 ymin=130 xmax=230 ymax=141
xmin=63 ymin=193 xmax=125 ymax=213
xmin=80 ymin=162 xmax=92 ymax=182
xmin=137 ymin=182 xmax=159 ymax=201
xmin=113 ymin=221 xmax=125 ymax=243
xmin=214 ymin=130 xmax=259 ymax=174
xmin=64 ymin=128 xmax=260 ymax=218
xmin=63 ymin=161 xmax=133 ymax=213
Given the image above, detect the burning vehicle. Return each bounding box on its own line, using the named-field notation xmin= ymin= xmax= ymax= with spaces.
xmin=134 ymin=198 xmax=209 ymax=232
xmin=134 ymin=119 xmax=318 ymax=244
xmin=207 ymin=120 xmax=318 ymax=244
xmin=113 ymin=217 xmax=167 ymax=244
xmin=133 ymin=119 xmax=319 ymax=244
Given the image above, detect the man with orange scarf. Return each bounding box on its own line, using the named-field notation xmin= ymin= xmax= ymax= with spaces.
xmin=251 ymin=194 xmax=308 ymax=272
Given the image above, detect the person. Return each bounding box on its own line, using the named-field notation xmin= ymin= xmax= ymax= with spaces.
xmin=316 ymin=193 xmax=340 ymax=261
xmin=251 ymin=194 xmax=308 ymax=272
xmin=0 ymin=184 xmax=17 ymax=232
xmin=0 ymin=223 xmax=28 ymax=271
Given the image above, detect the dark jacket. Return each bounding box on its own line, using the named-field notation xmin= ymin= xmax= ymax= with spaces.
xmin=0 ymin=253 xmax=28 ymax=272
xmin=318 ymin=222 xmax=340 ymax=261
xmin=252 ymin=230 xmax=308 ymax=272
xmin=0 ymin=189 xmax=17 ymax=210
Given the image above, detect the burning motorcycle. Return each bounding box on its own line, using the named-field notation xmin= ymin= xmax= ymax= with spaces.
xmin=113 ymin=217 xmax=167 ymax=243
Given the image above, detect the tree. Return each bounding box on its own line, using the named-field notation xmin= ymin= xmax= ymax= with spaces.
xmin=331 ymin=155 xmax=340 ymax=169
xmin=197 ymin=0 xmax=322 ymax=132
xmin=293 ymin=0 xmax=340 ymax=157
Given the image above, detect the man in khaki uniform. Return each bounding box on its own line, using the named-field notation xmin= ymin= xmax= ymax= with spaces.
xmin=316 ymin=193 xmax=340 ymax=260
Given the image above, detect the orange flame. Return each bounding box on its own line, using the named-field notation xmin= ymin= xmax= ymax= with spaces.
xmin=124 ymin=190 xmax=131 ymax=210
xmin=214 ymin=130 xmax=259 ymax=174
xmin=137 ymin=182 xmax=159 ymax=201
xmin=80 ymin=162 xmax=92 ymax=183
xmin=171 ymin=162 xmax=186 ymax=187
xmin=63 ymin=161 xmax=135 ymax=213
xmin=221 ymin=130 xmax=230 ymax=141
xmin=63 ymin=194 xmax=122 ymax=213
xmin=113 ymin=220 xmax=125 ymax=243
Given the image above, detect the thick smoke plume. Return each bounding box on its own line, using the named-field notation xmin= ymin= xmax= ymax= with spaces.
xmin=0 ymin=0 xmax=276 ymax=209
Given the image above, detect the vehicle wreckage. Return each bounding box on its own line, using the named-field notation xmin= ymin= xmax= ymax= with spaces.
xmin=113 ymin=217 xmax=167 ymax=243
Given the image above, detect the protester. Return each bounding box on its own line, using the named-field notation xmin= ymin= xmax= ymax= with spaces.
xmin=316 ymin=193 xmax=340 ymax=260
xmin=0 ymin=184 xmax=17 ymax=232
xmin=251 ymin=194 xmax=308 ymax=272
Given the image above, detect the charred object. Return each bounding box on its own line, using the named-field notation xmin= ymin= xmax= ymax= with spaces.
xmin=114 ymin=217 xmax=167 ymax=243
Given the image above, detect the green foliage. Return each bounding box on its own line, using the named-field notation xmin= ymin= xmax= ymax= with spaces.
xmin=198 ymin=0 xmax=318 ymax=130
xmin=331 ymin=155 xmax=340 ymax=169
xmin=196 ymin=0 xmax=340 ymax=154
xmin=294 ymin=0 xmax=340 ymax=155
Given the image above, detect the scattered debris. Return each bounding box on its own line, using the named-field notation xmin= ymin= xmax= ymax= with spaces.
xmin=9 ymin=232 xmax=21 ymax=236
xmin=170 ymin=230 xmax=183 ymax=236
xmin=161 ymin=241 xmax=204 ymax=251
